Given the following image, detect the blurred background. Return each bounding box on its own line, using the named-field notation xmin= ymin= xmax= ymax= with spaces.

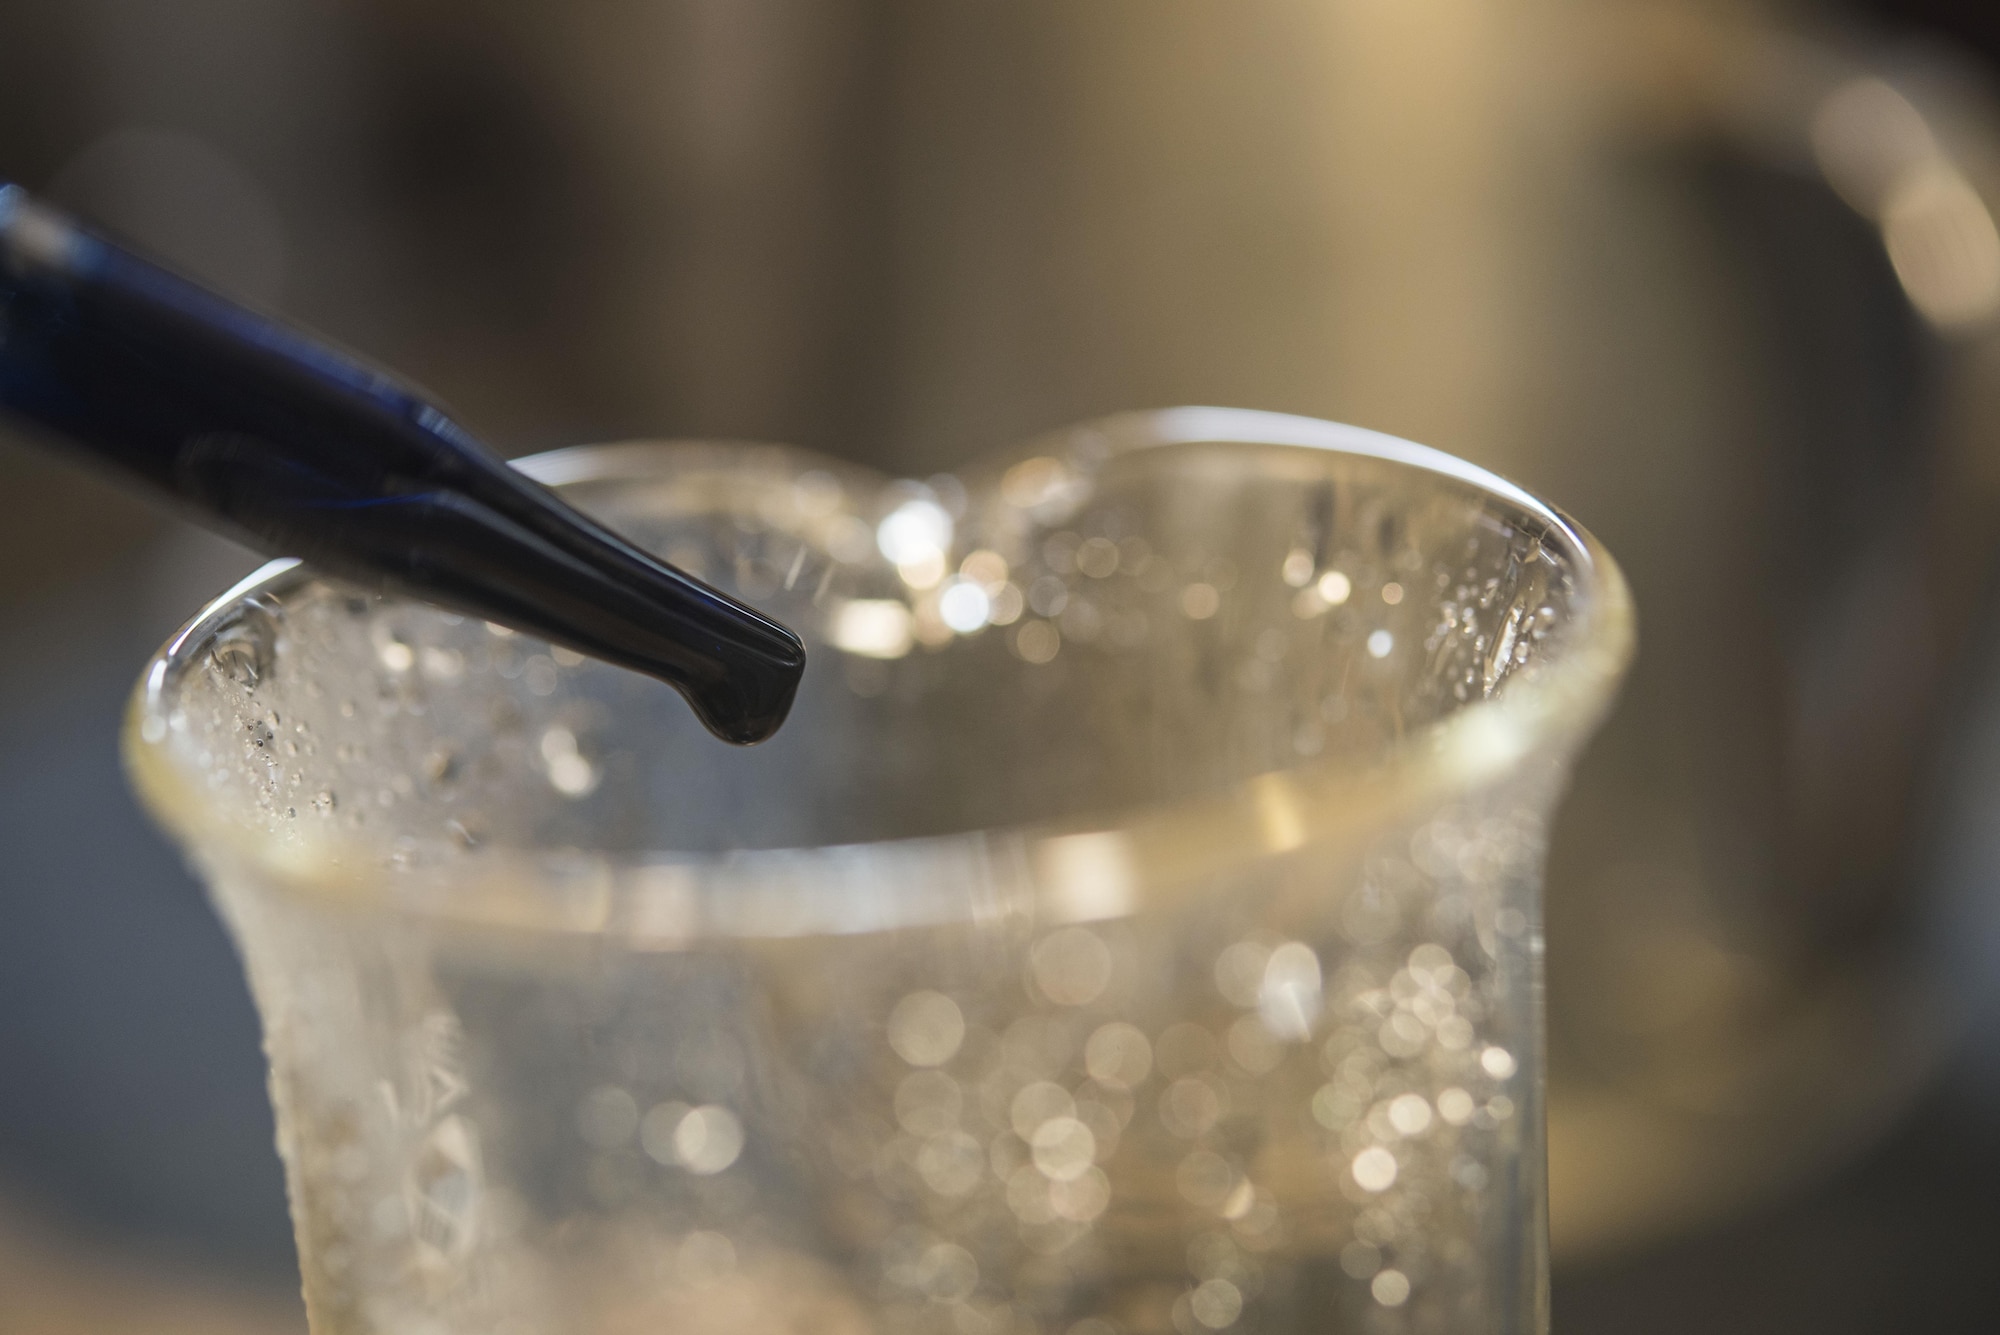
xmin=8 ymin=0 xmax=2000 ymax=1330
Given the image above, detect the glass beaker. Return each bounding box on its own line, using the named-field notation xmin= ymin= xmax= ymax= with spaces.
xmin=126 ymin=408 xmax=1630 ymax=1335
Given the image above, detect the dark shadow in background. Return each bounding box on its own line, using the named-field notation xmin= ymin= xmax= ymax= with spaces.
xmin=1553 ymin=0 xmax=2000 ymax=1326
xmin=1558 ymin=1066 xmax=2000 ymax=1334
xmin=0 ymin=537 xmax=291 ymax=1277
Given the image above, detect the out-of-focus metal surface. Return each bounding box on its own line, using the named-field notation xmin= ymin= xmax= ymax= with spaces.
xmin=856 ymin=2 xmax=2000 ymax=1257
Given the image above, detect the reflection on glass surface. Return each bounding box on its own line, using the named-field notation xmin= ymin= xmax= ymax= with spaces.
xmin=127 ymin=412 xmax=1629 ymax=1334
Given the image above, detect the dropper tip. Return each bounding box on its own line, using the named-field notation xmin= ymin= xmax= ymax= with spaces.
xmin=678 ymin=634 xmax=807 ymax=745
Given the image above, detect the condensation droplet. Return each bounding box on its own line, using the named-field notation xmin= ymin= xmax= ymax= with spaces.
xmin=1160 ymin=1076 xmax=1224 ymax=1139
xmin=1408 ymin=943 xmax=1455 ymax=978
xmin=420 ymin=645 xmax=465 ymax=680
xmin=1258 ymin=942 xmax=1323 ymax=1041
xmin=548 ymin=753 xmax=597 ymax=797
xmin=888 ymin=991 xmax=966 ymax=1067
xmin=1214 ymin=940 xmax=1272 ymax=1008
xmin=523 ymin=655 xmax=559 ymax=695
xmin=961 ymin=549 xmax=1009 ymax=588
xmin=674 ymin=1105 xmax=744 ymax=1175
xmin=938 ymin=579 xmax=992 ymax=633
xmin=1078 ymin=537 xmax=1121 ymax=579
xmin=1084 ymin=1022 xmax=1153 ymax=1088
xmin=1387 ymin=1093 xmax=1433 ymax=1137
xmin=917 ymin=1131 xmax=986 ymax=1197
xmin=1190 ymin=1277 xmax=1244 ymax=1329
xmin=1352 ymin=1146 xmax=1398 ymax=1193
xmin=539 ymin=726 xmax=599 ymax=797
xmin=677 ymin=1231 xmax=737 ymax=1286
xmin=1015 ymin=619 xmax=1061 ymax=664
xmin=1028 ymin=574 xmax=1071 ymax=618
xmin=1226 ymin=1014 xmax=1284 ymax=1075
xmin=1007 ymin=1164 xmax=1057 ymax=1225
xmin=915 ymin=1242 xmax=979 ymax=1303
xmin=1030 ymin=1116 xmax=1097 ymax=1182
xmin=1176 ymin=1149 xmax=1238 ymax=1211
xmin=989 ymin=583 xmax=1026 ymax=626
xmin=1049 ymin=1165 xmax=1111 ymax=1222
xmin=877 ymin=498 xmax=953 ymax=568
xmin=831 ymin=599 xmax=914 ymax=660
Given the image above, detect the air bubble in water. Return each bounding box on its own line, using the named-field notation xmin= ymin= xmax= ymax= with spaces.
xmin=207 ymin=611 xmax=275 ymax=689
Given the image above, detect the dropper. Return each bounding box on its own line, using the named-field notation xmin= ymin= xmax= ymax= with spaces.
xmin=0 ymin=183 xmax=805 ymax=745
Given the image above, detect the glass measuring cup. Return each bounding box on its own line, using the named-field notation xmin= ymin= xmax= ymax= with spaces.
xmin=126 ymin=408 xmax=1630 ymax=1334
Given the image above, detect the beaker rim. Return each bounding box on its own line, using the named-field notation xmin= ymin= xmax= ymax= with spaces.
xmin=124 ymin=407 xmax=1634 ymax=940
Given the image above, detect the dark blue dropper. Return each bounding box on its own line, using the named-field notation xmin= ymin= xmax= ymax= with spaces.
xmin=0 ymin=184 xmax=804 ymax=745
